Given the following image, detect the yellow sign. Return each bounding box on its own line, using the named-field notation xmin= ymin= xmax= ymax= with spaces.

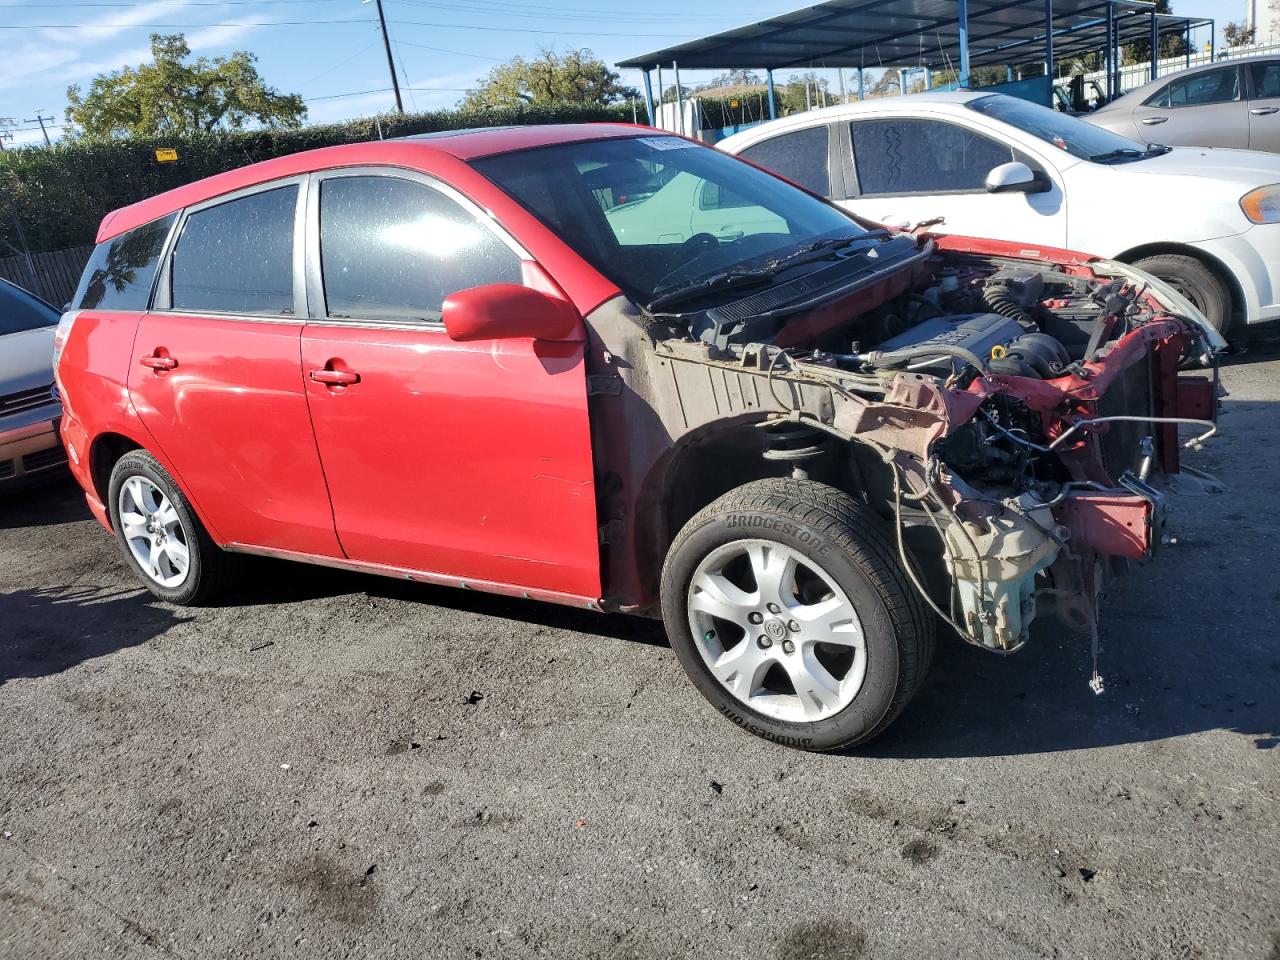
xmin=155 ymin=148 xmax=178 ymax=162
xmin=729 ymin=98 xmax=740 ymax=108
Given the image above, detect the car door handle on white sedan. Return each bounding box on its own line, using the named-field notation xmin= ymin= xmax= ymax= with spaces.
xmin=1251 ymin=107 xmax=1280 ymax=116
xmin=1141 ymin=116 xmax=1168 ymax=125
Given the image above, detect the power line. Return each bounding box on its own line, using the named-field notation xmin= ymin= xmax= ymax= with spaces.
xmin=302 ymin=85 xmax=469 ymax=103
xmin=0 ymin=17 xmax=687 ymax=36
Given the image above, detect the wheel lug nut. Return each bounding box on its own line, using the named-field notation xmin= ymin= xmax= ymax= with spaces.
xmin=766 ymin=602 xmax=781 ymax=614
xmin=787 ymin=620 xmax=800 ymax=633
xmin=748 ymin=612 xmax=763 ymax=625
xmin=757 ymin=635 xmax=772 ymax=649
xmin=782 ymin=640 xmax=795 ymax=654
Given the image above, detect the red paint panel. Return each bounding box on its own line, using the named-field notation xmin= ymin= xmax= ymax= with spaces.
xmin=1053 ymin=492 xmax=1152 ymax=559
xmin=127 ymin=315 xmax=342 ymax=556
xmin=301 ymin=324 xmax=600 ymax=598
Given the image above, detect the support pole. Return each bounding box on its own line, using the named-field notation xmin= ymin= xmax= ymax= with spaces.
xmin=1210 ymin=18 xmax=1216 ymax=60
xmin=958 ymin=0 xmax=971 ymax=89
xmin=766 ymin=69 xmax=777 ymax=119
xmin=1105 ymin=1 xmax=1115 ymax=100
xmin=372 ymin=0 xmax=404 ymax=115
xmin=838 ymin=67 xmax=847 ymax=102
xmin=1044 ymin=0 xmax=1055 ymax=96
xmin=1185 ymin=22 xmax=1191 ymax=68
xmin=642 ymin=69 xmax=655 ymax=125
xmin=655 ymin=64 xmax=664 ymax=128
xmin=672 ymin=61 xmax=684 ymax=135
xmin=858 ymin=66 xmax=865 ymax=100
xmin=1150 ymin=11 xmax=1159 ymax=82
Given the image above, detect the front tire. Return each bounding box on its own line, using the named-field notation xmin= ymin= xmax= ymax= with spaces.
xmin=107 ymin=450 xmax=234 ymax=605
xmin=660 ymin=478 xmax=933 ymax=751
xmin=1132 ymin=253 xmax=1232 ymax=334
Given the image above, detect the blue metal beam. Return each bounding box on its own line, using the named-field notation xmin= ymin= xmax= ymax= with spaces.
xmin=1044 ymin=0 xmax=1054 ymax=91
xmin=958 ymin=0 xmax=971 ymax=89
xmin=1105 ymin=1 xmax=1115 ymax=99
xmin=642 ymin=70 xmax=655 ymax=125
xmin=766 ymin=69 xmax=776 ymax=119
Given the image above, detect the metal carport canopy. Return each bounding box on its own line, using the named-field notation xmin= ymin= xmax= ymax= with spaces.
xmin=617 ymin=0 xmax=1158 ymax=72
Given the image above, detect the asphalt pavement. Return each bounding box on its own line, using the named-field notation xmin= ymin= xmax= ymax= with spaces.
xmin=2 ymin=343 xmax=1278 ymax=960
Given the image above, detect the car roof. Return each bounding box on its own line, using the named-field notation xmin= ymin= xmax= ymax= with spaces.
xmin=97 ymin=122 xmax=654 ymax=244
xmin=719 ymin=90 xmax=987 ymax=144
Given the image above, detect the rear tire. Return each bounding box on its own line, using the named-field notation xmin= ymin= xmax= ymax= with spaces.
xmin=1132 ymin=253 xmax=1232 ymax=334
xmin=107 ymin=450 xmax=235 ymax=605
xmin=660 ymin=478 xmax=933 ymax=751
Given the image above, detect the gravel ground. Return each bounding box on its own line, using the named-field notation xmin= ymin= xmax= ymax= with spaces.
xmin=2 ymin=344 xmax=1278 ymax=960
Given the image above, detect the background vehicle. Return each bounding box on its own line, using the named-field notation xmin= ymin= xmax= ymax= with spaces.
xmin=1 ymin=278 xmax=65 ymax=488
xmin=1086 ymin=56 xmax=1280 ymax=153
xmin=55 ymin=127 xmax=1222 ymax=750
xmin=720 ymin=91 xmax=1280 ymax=335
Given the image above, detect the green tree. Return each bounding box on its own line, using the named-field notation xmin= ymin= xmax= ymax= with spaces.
xmin=1121 ymin=0 xmax=1187 ymax=66
xmin=1224 ymin=21 xmax=1256 ymax=47
xmin=706 ymin=69 xmax=763 ymax=88
xmin=778 ymin=71 xmax=830 ymax=113
xmin=462 ymin=48 xmax=637 ymax=110
xmin=65 ymin=34 xmax=305 ymax=138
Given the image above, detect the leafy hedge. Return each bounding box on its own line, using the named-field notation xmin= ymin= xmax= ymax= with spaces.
xmin=0 ymin=103 xmax=632 ymax=255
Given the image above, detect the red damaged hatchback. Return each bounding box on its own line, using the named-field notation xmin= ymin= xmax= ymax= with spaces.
xmin=54 ymin=124 xmax=1225 ymax=750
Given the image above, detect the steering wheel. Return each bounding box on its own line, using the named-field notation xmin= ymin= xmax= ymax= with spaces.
xmin=682 ymin=232 xmax=719 ymax=252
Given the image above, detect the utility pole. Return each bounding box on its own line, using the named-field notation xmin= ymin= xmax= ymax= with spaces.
xmin=367 ymin=0 xmax=404 ymax=114
xmin=24 ymin=112 xmax=54 ymax=147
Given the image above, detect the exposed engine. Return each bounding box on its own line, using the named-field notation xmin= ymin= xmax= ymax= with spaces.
xmin=648 ymin=246 xmax=1222 ymax=662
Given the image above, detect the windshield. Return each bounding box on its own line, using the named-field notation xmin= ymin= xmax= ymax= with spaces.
xmin=470 ymin=135 xmax=868 ymax=305
xmin=0 ymin=280 xmax=59 ymax=335
xmin=967 ymin=93 xmax=1156 ymax=162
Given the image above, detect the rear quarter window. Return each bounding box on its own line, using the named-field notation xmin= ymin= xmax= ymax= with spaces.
xmin=73 ymin=213 xmax=176 ymax=311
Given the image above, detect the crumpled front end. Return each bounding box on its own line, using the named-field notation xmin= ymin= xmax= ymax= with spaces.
xmin=585 ymin=238 xmax=1224 ymax=678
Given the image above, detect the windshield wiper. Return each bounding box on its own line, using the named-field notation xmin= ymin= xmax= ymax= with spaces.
xmin=646 ymin=232 xmax=889 ymax=313
xmin=646 ymin=270 xmax=775 ymax=313
xmin=766 ymin=231 xmax=886 ymax=270
xmin=1090 ymin=144 xmax=1167 ymax=163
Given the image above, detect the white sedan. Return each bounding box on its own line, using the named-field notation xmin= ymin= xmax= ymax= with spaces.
xmin=719 ymin=91 xmax=1280 ymax=334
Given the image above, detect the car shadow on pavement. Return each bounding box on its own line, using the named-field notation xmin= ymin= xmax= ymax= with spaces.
xmin=0 ymin=585 xmax=188 ymax=686
xmin=221 ymin=556 xmax=670 ymax=647
xmin=0 ymin=475 xmax=87 ymax=529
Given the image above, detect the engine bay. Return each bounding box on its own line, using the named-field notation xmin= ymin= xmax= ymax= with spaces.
xmin=639 ymin=243 xmax=1222 ymax=663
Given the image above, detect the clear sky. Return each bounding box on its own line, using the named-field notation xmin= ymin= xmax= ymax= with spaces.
xmin=0 ymin=0 xmax=1251 ymax=147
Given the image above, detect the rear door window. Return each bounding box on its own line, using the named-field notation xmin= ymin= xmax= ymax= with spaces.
xmin=72 ymin=213 xmax=176 ymax=311
xmin=1147 ymin=66 xmax=1242 ymax=108
xmin=737 ymin=126 xmax=832 ymax=196
xmin=849 ymin=118 xmax=1014 ymax=195
xmin=1250 ymin=61 xmax=1280 ymax=99
xmin=317 ymin=175 xmax=522 ymax=324
xmin=170 ymin=185 xmax=298 ymax=315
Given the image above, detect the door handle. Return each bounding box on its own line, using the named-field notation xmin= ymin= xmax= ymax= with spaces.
xmin=309 ymin=368 xmax=360 ymax=386
xmin=1141 ymin=116 xmax=1168 ymax=125
xmin=1252 ymin=106 xmax=1280 ymax=116
xmin=139 ymin=354 xmax=177 ymax=371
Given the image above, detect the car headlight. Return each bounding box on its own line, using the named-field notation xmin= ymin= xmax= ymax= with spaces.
xmin=1240 ymin=185 xmax=1280 ymax=224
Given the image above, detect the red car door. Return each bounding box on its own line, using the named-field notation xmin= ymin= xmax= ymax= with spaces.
xmin=300 ymin=170 xmax=600 ymax=600
xmin=128 ymin=179 xmax=342 ymax=557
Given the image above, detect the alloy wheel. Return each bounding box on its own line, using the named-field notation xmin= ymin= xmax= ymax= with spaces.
xmin=117 ymin=475 xmax=191 ymax=588
xmin=685 ymin=539 xmax=867 ymax=723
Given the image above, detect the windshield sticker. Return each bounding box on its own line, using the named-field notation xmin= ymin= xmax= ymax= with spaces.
xmin=638 ymin=136 xmax=695 ymax=150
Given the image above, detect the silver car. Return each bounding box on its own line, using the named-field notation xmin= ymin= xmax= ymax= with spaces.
xmin=1086 ymin=55 xmax=1280 ymax=152
xmin=0 ymin=278 xmax=65 ymax=487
